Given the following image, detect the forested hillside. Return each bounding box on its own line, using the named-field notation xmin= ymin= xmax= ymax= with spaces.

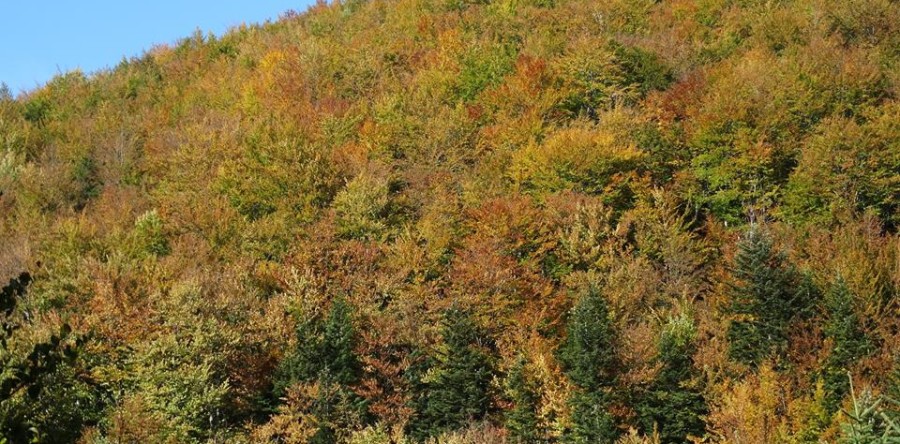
xmin=1 ymin=0 xmax=899 ymax=442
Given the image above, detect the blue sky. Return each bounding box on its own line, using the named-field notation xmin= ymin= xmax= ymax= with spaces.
xmin=1 ymin=1 xmax=314 ymax=95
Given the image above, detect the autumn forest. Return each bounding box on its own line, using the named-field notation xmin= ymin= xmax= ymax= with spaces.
xmin=0 ymin=0 xmax=899 ymax=442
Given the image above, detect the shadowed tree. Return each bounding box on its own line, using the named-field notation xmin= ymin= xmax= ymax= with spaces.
xmin=1 ymin=272 xmax=98 ymax=443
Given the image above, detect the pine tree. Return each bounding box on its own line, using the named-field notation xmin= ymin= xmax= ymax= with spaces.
xmin=726 ymin=227 xmax=803 ymax=367
xmin=505 ymin=355 xmax=544 ymax=443
xmin=410 ymin=307 xmax=496 ymax=439
xmin=557 ymin=284 xmax=619 ymax=443
xmin=822 ymin=278 xmax=873 ymax=413
xmin=636 ymin=314 xmax=708 ymax=444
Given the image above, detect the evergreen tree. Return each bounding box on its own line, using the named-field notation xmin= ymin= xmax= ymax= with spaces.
xmin=838 ymin=378 xmax=900 ymax=444
xmin=274 ymin=298 xmax=368 ymax=443
xmin=505 ymin=355 xmax=545 ymax=443
xmin=276 ymin=298 xmax=362 ymax=392
xmin=636 ymin=314 xmax=708 ymax=444
xmin=404 ymin=348 xmax=436 ymax=439
xmin=557 ymin=284 xmax=619 ymax=443
xmin=409 ymin=307 xmax=496 ymax=440
xmin=888 ymin=360 xmax=900 ymax=419
xmin=320 ymin=298 xmax=363 ymax=387
xmin=822 ymin=278 xmax=873 ymax=413
xmin=726 ymin=227 xmax=803 ymax=367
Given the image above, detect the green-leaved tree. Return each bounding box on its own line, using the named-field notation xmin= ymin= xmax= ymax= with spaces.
xmin=0 ymin=272 xmax=99 ymax=443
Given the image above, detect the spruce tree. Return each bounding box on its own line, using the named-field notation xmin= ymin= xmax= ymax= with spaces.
xmin=636 ymin=314 xmax=708 ymax=444
xmin=275 ymin=298 xmax=362 ymax=392
xmin=320 ymin=298 xmax=363 ymax=386
xmin=726 ymin=227 xmax=803 ymax=367
xmin=274 ymin=297 xmax=367 ymax=443
xmin=822 ymin=279 xmax=873 ymax=413
xmin=410 ymin=307 xmax=496 ymax=439
xmin=888 ymin=361 xmax=900 ymax=419
xmin=838 ymin=381 xmax=900 ymax=444
xmin=557 ymin=284 xmax=619 ymax=443
xmin=505 ymin=355 xmax=544 ymax=443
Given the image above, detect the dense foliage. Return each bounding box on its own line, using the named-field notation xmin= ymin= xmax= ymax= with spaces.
xmin=0 ymin=0 xmax=898 ymax=442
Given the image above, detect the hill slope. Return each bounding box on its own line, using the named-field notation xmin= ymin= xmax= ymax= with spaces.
xmin=0 ymin=0 xmax=899 ymax=442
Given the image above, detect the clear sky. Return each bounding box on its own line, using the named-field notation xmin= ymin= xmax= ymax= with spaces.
xmin=1 ymin=1 xmax=314 ymax=96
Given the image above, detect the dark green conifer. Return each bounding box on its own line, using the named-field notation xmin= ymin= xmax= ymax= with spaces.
xmin=275 ymin=298 xmax=362 ymax=392
xmin=505 ymin=355 xmax=544 ymax=443
xmin=822 ymin=279 xmax=873 ymax=413
xmin=726 ymin=227 xmax=803 ymax=367
xmin=410 ymin=307 xmax=496 ymax=439
xmin=636 ymin=314 xmax=708 ymax=444
xmin=273 ymin=297 xmax=367 ymax=443
xmin=557 ymin=284 xmax=619 ymax=443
